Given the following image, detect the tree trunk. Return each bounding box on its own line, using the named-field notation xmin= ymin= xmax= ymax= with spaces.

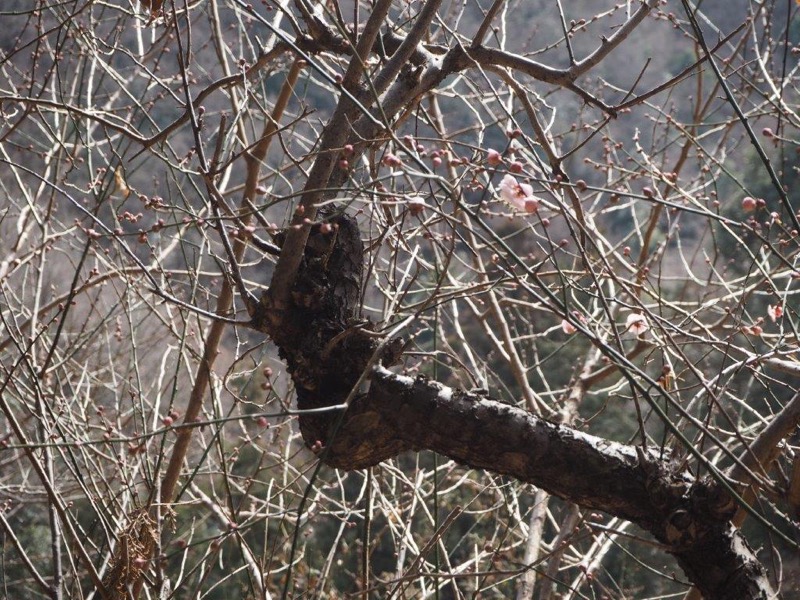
xmin=253 ymin=212 xmax=774 ymax=600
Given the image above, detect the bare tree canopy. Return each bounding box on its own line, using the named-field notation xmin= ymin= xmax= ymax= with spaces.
xmin=1 ymin=1 xmax=799 ymax=598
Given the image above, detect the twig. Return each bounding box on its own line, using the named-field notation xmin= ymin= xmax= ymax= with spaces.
xmin=126 ymin=59 xmax=303 ymax=600
xmin=266 ymin=0 xmax=395 ymax=310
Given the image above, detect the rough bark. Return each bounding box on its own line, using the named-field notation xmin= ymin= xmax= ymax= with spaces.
xmin=252 ymin=213 xmax=774 ymax=599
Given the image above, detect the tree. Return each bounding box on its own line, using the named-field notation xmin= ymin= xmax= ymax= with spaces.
xmin=1 ymin=0 xmax=799 ymax=598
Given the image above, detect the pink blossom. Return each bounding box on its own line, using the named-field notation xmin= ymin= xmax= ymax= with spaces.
xmin=498 ymin=174 xmax=540 ymax=213
xmin=561 ymin=319 xmax=577 ymax=335
xmin=625 ymin=313 xmax=648 ymax=335
xmin=767 ymin=304 xmax=783 ymax=322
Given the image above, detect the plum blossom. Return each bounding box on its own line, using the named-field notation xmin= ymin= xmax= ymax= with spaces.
xmin=406 ymin=196 xmax=426 ymax=216
xmin=498 ymin=174 xmax=539 ymax=213
xmin=561 ymin=320 xmax=577 ymax=334
xmin=767 ymin=304 xmax=783 ymax=322
xmin=486 ymin=148 xmax=503 ymax=166
xmin=382 ymin=153 xmax=402 ymax=167
xmin=561 ymin=311 xmax=587 ymax=335
xmin=625 ymin=312 xmax=648 ymax=335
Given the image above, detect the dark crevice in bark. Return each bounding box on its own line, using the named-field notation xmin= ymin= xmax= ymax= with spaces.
xmin=252 ymin=213 xmax=773 ymax=600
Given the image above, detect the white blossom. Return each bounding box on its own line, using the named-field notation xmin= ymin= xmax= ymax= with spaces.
xmin=498 ymin=174 xmax=539 ymax=213
xmin=625 ymin=313 xmax=648 ymax=335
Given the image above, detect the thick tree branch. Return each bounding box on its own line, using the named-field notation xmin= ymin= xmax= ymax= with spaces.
xmin=729 ymin=391 xmax=800 ymax=527
xmin=570 ymin=0 xmax=657 ymax=76
xmin=323 ymin=367 xmax=773 ymax=599
xmin=245 ymin=4 xmax=778 ymax=598
xmin=464 ymin=46 xmax=574 ymax=86
xmin=252 ymin=206 xmax=775 ymax=599
xmin=265 ymin=0 xmax=394 ymax=310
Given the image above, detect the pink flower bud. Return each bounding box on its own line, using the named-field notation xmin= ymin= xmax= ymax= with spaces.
xmin=486 ymin=148 xmax=503 ymax=166
xmin=382 ymin=153 xmax=402 ymax=167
